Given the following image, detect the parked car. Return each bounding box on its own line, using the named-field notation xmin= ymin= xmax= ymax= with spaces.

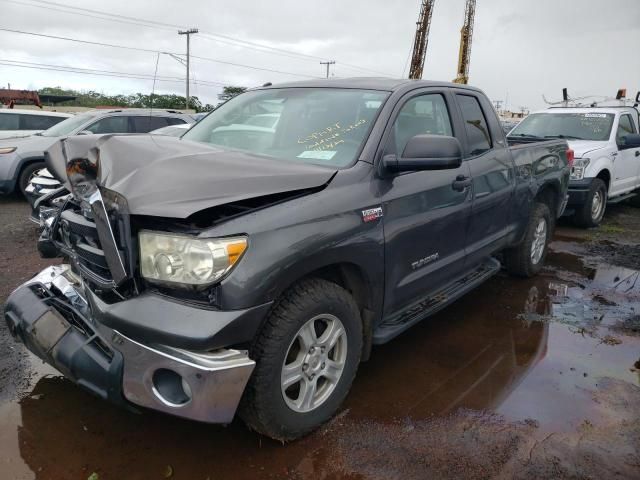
xmin=500 ymin=119 xmax=520 ymax=135
xmin=28 ymin=122 xmax=196 ymax=224
xmin=0 ymin=109 xmax=72 ymax=139
xmin=0 ymin=108 xmax=194 ymax=197
xmin=149 ymin=123 xmax=192 ymax=137
xmin=508 ymin=106 xmax=640 ymax=227
xmin=4 ymin=79 xmax=571 ymax=441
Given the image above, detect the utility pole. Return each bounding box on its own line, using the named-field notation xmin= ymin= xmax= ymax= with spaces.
xmin=178 ymin=28 xmax=198 ymax=110
xmin=320 ymin=60 xmax=335 ymax=78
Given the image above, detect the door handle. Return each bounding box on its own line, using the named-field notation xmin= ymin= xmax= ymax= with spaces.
xmin=452 ymin=175 xmax=472 ymax=192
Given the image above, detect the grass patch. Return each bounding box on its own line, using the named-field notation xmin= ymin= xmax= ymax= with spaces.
xmin=598 ymin=224 xmax=626 ymax=234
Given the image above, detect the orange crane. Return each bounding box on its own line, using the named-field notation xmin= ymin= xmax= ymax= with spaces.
xmin=453 ymin=0 xmax=477 ymax=84
xmin=408 ymin=0 xmax=436 ymax=80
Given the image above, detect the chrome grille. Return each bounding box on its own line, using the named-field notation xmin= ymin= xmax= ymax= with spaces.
xmin=57 ymin=191 xmax=128 ymax=288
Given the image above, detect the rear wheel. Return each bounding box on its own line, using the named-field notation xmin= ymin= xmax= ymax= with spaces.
xmin=573 ymin=178 xmax=607 ymax=228
xmin=504 ymin=202 xmax=552 ymax=278
xmin=17 ymin=162 xmax=44 ymax=197
xmin=239 ymin=278 xmax=362 ymax=441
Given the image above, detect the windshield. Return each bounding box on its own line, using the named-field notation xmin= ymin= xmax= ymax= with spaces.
xmin=183 ymin=88 xmax=389 ymax=167
xmin=40 ymin=112 xmax=96 ymax=137
xmin=509 ymin=112 xmax=614 ymax=141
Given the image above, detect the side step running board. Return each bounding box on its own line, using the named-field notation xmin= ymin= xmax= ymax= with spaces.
xmin=608 ymin=192 xmax=637 ymax=204
xmin=372 ymin=257 xmax=501 ymax=344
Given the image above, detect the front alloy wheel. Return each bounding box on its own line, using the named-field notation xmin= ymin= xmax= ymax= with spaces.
xmin=281 ymin=314 xmax=347 ymax=413
xmin=573 ymin=178 xmax=607 ymax=228
xmin=239 ymin=278 xmax=362 ymax=441
xmin=530 ymin=218 xmax=547 ymax=265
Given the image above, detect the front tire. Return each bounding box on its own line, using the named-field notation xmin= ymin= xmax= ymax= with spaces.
xmin=17 ymin=162 xmax=44 ymax=197
xmin=504 ymin=202 xmax=552 ymax=278
xmin=239 ymin=278 xmax=362 ymax=441
xmin=573 ymin=178 xmax=607 ymax=228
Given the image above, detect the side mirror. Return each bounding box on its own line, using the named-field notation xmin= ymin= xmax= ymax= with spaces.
xmin=383 ymin=134 xmax=463 ymax=172
xmin=622 ymin=134 xmax=640 ymax=149
xmin=77 ymin=130 xmax=93 ymax=136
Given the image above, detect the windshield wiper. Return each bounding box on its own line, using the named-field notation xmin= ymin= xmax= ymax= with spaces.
xmin=508 ymin=133 xmax=542 ymax=139
xmin=544 ymin=134 xmax=584 ymax=140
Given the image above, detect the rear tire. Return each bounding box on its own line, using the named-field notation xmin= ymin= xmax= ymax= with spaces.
xmin=573 ymin=178 xmax=607 ymax=228
xmin=504 ymin=203 xmax=552 ymax=278
xmin=17 ymin=162 xmax=44 ymax=197
xmin=239 ymin=278 xmax=362 ymax=441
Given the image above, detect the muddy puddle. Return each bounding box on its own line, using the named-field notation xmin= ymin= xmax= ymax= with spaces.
xmin=1 ymin=235 xmax=639 ymax=478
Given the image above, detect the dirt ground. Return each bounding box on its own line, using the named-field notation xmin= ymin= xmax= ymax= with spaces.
xmin=0 ymin=195 xmax=639 ymax=480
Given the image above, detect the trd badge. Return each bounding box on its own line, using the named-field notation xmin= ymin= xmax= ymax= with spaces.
xmin=361 ymin=206 xmax=383 ymax=223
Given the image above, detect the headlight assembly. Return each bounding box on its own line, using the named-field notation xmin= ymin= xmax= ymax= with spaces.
xmin=0 ymin=147 xmax=17 ymax=154
xmin=139 ymin=231 xmax=247 ymax=286
xmin=570 ymin=158 xmax=590 ymax=180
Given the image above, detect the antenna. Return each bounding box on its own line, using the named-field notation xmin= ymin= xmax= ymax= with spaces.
xmin=150 ymin=52 xmax=160 ymax=116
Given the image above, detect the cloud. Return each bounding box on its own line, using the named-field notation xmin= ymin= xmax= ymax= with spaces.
xmin=0 ymin=0 xmax=637 ymax=109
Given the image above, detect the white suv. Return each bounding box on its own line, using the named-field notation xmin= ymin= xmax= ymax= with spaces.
xmin=0 ymin=109 xmax=72 ymax=139
xmin=508 ymin=107 xmax=640 ymax=227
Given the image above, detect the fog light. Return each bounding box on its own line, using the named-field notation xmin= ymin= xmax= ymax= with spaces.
xmin=151 ymin=368 xmax=192 ymax=407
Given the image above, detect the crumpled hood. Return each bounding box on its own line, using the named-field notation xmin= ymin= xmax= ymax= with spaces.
xmin=45 ymin=134 xmax=337 ymax=218
xmin=567 ymin=140 xmax=610 ymax=159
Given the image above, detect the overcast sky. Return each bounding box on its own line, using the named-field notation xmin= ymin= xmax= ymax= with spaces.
xmin=1 ymin=0 xmax=638 ymax=110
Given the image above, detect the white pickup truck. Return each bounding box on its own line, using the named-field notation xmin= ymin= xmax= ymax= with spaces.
xmin=508 ymin=106 xmax=640 ymax=227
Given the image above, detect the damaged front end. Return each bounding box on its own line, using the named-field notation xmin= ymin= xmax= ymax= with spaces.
xmin=6 ymin=133 xmax=343 ymax=423
xmin=4 ymin=265 xmax=256 ymax=422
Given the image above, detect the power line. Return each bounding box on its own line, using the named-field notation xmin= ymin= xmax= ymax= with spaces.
xmin=0 ymin=26 xmax=172 ymax=54
xmin=0 ymin=27 xmax=321 ymax=78
xmin=0 ymin=59 xmax=230 ymax=87
xmin=0 ymin=0 xmax=394 ymax=76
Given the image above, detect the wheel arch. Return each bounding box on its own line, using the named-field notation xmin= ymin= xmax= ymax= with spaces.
xmin=595 ymin=168 xmax=611 ymax=190
xmin=271 ymin=260 xmax=380 ymax=362
xmin=534 ymin=180 xmax=561 ymax=218
xmin=14 ymin=156 xmax=46 ymax=181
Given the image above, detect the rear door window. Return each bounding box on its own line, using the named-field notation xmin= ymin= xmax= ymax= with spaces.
xmin=166 ymin=117 xmax=187 ymax=126
xmin=456 ymin=94 xmax=492 ymax=156
xmin=131 ymin=116 xmax=171 ymax=133
xmin=20 ymin=115 xmax=64 ymax=130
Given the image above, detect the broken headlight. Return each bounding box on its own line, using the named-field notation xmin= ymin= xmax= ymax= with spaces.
xmin=570 ymin=158 xmax=590 ymax=180
xmin=139 ymin=231 xmax=247 ymax=286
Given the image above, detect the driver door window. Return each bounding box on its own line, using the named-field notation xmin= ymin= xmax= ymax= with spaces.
xmin=390 ymin=94 xmax=453 ymax=156
xmin=616 ymin=114 xmax=637 ymax=147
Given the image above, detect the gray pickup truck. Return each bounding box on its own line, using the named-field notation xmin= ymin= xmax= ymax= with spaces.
xmin=4 ymin=79 xmax=571 ymax=440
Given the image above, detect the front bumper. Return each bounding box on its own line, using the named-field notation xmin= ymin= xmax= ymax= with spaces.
xmin=4 ymin=265 xmax=256 ymax=424
xmin=567 ymin=178 xmax=596 ymax=206
xmin=0 ymin=178 xmax=16 ymax=194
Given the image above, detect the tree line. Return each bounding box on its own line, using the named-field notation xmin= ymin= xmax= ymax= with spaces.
xmin=39 ymin=86 xmax=247 ymax=112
